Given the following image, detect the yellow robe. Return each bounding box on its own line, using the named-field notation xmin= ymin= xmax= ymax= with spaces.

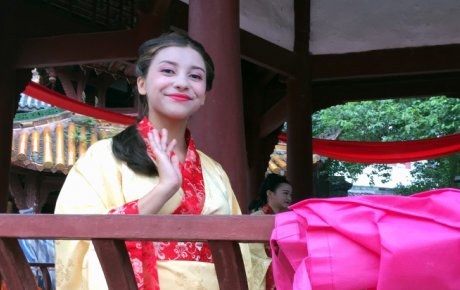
xmin=55 ymin=139 xmax=270 ymax=290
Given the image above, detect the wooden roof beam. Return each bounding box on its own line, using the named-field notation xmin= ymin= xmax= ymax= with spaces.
xmin=259 ymin=97 xmax=288 ymax=138
xmin=16 ymin=30 xmax=139 ymax=69
xmin=16 ymin=0 xmax=298 ymax=77
xmin=16 ymin=30 xmax=297 ymax=77
xmin=312 ymin=71 xmax=460 ymax=111
xmin=16 ymin=0 xmax=172 ymax=69
xmin=240 ymin=31 xmax=297 ymax=77
xmin=312 ymin=44 xmax=460 ymax=80
xmin=259 ymin=71 xmax=460 ymax=137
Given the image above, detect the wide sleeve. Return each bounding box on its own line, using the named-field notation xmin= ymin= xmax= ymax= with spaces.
xmin=212 ymin=160 xmax=271 ymax=290
xmin=54 ymin=140 xmax=135 ymax=290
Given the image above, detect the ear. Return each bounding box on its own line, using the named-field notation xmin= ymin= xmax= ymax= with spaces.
xmin=266 ymin=190 xmax=274 ymax=199
xmin=137 ymin=76 xmax=147 ymax=95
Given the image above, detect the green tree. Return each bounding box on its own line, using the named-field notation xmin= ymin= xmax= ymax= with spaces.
xmin=312 ymin=96 xmax=460 ymax=194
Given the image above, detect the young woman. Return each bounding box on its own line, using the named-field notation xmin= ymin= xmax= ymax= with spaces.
xmin=249 ymin=174 xmax=293 ymax=215
xmin=55 ymin=33 xmax=269 ymax=290
xmin=249 ymin=173 xmax=293 ymax=290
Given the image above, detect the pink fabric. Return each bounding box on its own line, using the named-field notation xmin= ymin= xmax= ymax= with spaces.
xmin=271 ymin=188 xmax=460 ymax=290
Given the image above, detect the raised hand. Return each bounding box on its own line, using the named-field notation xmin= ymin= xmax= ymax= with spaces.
xmin=148 ymin=128 xmax=182 ymax=194
xmin=139 ymin=128 xmax=182 ymax=214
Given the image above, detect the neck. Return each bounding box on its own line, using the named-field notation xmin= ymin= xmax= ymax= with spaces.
xmin=267 ymin=200 xmax=282 ymax=214
xmin=147 ymin=115 xmax=188 ymax=160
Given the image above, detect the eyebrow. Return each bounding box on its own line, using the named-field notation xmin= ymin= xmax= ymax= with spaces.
xmin=158 ymin=60 xmax=205 ymax=73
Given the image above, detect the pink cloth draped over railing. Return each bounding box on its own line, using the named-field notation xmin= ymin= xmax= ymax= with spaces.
xmin=271 ymin=188 xmax=460 ymax=290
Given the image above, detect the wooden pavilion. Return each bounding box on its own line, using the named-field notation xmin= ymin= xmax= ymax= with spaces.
xmin=1 ymin=0 xmax=460 ymax=288
xmin=3 ymin=0 xmax=460 ymax=209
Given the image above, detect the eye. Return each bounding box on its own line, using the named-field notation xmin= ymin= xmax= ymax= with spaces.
xmin=189 ymin=73 xmax=203 ymax=80
xmin=161 ymin=68 xmax=175 ymax=75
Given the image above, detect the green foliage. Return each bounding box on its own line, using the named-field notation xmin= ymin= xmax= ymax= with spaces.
xmin=14 ymin=107 xmax=65 ymax=121
xmin=71 ymin=115 xmax=97 ymax=127
xmin=312 ymin=96 xmax=460 ymax=194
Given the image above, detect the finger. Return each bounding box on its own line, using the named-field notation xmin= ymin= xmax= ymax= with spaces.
xmin=150 ymin=129 xmax=161 ymax=150
xmin=160 ymin=128 xmax=168 ymax=151
xmin=171 ymin=155 xmax=182 ymax=178
xmin=148 ymin=130 xmax=163 ymax=158
xmin=166 ymin=139 xmax=176 ymax=157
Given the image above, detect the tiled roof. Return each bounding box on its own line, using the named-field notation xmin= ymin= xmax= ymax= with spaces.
xmin=266 ymin=142 xmax=321 ymax=176
xmin=13 ymin=92 xmax=128 ymax=173
xmin=18 ymin=94 xmax=52 ymax=111
xmin=266 ymin=126 xmax=340 ymax=175
xmin=12 ymin=115 xmax=126 ymax=174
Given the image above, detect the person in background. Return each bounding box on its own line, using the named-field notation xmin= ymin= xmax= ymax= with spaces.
xmin=55 ymin=32 xmax=269 ymax=290
xmin=249 ymin=173 xmax=293 ymax=290
xmin=249 ymin=173 xmax=293 ymax=215
xmin=18 ymin=208 xmax=55 ymax=290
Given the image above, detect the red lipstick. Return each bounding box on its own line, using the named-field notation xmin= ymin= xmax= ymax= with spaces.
xmin=168 ymin=93 xmax=191 ymax=102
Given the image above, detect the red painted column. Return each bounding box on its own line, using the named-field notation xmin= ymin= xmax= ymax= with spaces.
xmin=287 ymin=78 xmax=313 ymax=201
xmin=188 ymin=0 xmax=249 ymax=211
xmin=0 ymin=0 xmax=17 ymax=212
xmin=287 ymin=0 xmax=313 ymax=202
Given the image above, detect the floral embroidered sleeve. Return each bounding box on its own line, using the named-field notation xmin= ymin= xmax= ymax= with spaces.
xmin=107 ymin=199 xmax=159 ymax=290
xmin=108 ymin=199 xmax=139 ymax=215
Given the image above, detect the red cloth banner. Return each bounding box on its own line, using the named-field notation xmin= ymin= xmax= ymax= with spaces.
xmin=23 ymin=81 xmax=460 ymax=164
xmin=280 ymin=132 xmax=460 ymax=164
xmin=23 ymin=81 xmax=136 ymax=125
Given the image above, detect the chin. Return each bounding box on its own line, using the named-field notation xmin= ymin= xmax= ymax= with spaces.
xmin=166 ymin=108 xmax=200 ymax=120
xmin=162 ymin=111 xmax=195 ymax=121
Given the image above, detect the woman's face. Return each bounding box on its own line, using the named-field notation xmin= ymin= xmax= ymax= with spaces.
xmin=137 ymin=46 xmax=207 ymax=123
xmin=268 ymin=183 xmax=293 ymax=212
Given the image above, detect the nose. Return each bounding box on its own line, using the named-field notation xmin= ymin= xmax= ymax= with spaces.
xmin=174 ymin=73 xmax=189 ymax=90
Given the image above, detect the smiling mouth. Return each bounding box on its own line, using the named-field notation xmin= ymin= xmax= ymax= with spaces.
xmin=168 ymin=94 xmax=192 ymax=102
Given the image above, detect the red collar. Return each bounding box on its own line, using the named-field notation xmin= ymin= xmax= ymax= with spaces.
xmin=262 ymin=203 xmax=275 ymax=214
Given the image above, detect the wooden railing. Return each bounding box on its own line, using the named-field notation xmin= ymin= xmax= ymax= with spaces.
xmin=0 ymin=214 xmax=274 ymax=290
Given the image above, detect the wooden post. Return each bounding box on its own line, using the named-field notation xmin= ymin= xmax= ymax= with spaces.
xmin=188 ymin=0 xmax=250 ymax=210
xmin=287 ymin=0 xmax=313 ymax=201
xmin=0 ymin=0 xmax=17 ymax=213
xmin=0 ymin=238 xmax=37 ymax=290
xmin=245 ymin=82 xmax=265 ymax=204
xmin=287 ymin=79 xmax=313 ymax=201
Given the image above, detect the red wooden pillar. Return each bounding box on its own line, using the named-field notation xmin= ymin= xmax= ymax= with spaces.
xmin=287 ymin=0 xmax=313 ymax=201
xmin=188 ymin=0 xmax=249 ymax=210
xmin=0 ymin=0 xmax=17 ymax=213
xmin=287 ymin=79 xmax=313 ymax=201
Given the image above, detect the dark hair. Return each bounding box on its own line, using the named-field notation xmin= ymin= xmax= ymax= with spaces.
xmin=113 ymin=33 xmax=214 ymax=176
xmin=112 ymin=125 xmax=157 ymax=175
xmin=248 ymin=174 xmax=290 ymax=212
